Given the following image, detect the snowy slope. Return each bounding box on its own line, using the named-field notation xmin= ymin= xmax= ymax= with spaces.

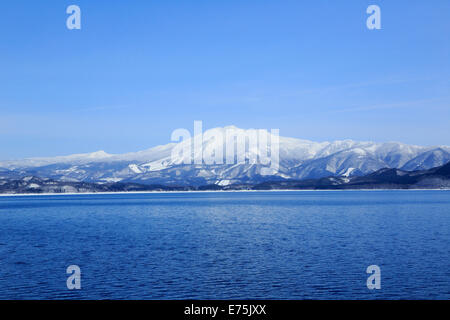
xmin=0 ymin=126 xmax=448 ymax=186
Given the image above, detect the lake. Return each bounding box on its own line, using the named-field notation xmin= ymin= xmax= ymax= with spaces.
xmin=0 ymin=190 xmax=449 ymax=299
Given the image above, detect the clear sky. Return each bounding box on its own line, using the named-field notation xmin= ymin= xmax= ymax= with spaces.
xmin=1 ymin=0 xmax=449 ymax=159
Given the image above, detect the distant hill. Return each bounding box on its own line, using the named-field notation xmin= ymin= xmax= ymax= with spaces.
xmin=1 ymin=161 xmax=449 ymax=194
xmin=0 ymin=176 xmax=190 ymax=194
xmin=251 ymin=161 xmax=450 ymax=190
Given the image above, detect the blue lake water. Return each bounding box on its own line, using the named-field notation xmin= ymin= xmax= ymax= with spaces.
xmin=0 ymin=190 xmax=449 ymax=300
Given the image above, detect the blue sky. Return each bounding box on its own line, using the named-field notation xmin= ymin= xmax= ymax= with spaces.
xmin=1 ymin=0 xmax=449 ymax=159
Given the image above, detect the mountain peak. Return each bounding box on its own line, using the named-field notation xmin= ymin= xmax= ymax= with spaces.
xmin=88 ymin=150 xmax=111 ymax=158
xmin=222 ymin=125 xmax=239 ymax=130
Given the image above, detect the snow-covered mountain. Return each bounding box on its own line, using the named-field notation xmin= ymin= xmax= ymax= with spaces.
xmin=1 ymin=126 xmax=449 ymax=186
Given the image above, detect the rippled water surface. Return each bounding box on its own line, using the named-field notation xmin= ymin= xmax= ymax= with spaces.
xmin=0 ymin=190 xmax=449 ymax=299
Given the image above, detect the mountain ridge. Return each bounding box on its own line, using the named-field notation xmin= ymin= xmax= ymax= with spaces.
xmin=1 ymin=126 xmax=450 ymax=186
xmin=1 ymin=161 xmax=449 ymax=194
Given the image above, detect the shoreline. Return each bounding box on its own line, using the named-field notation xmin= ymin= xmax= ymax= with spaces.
xmin=1 ymin=188 xmax=449 ymax=197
